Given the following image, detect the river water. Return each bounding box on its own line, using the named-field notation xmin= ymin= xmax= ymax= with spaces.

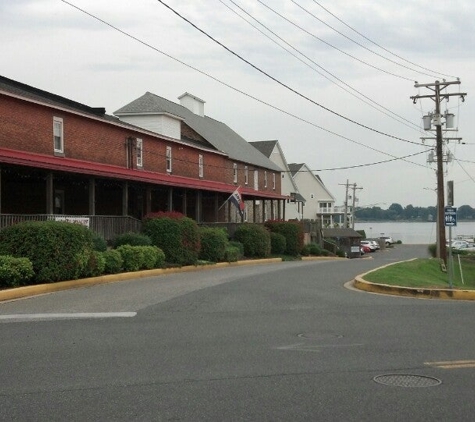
xmin=354 ymin=221 xmax=475 ymax=244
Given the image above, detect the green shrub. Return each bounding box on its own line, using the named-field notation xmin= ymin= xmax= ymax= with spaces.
xmin=199 ymin=227 xmax=228 ymax=262
xmin=83 ymin=251 xmax=106 ymax=278
xmin=270 ymin=232 xmax=287 ymax=254
xmin=234 ymin=224 xmax=271 ymax=258
xmin=336 ymin=250 xmax=346 ymax=258
xmin=265 ymin=220 xmax=304 ymax=256
xmin=300 ymin=244 xmax=310 ymax=256
xmin=103 ymin=249 xmax=123 ymax=274
xmin=116 ymin=245 xmax=143 ymax=272
xmin=321 ymin=249 xmax=330 ymax=256
xmin=116 ymin=245 xmax=165 ymax=272
xmin=92 ymin=233 xmax=108 ymax=252
xmin=428 ymin=244 xmax=437 ymax=258
xmin=142 ymin=215 xmax=200 ymax=265
xmin=0 ymin=255 xmax=34 ymax=287
xmin=308 ymin=243 xmax=323 ymax=256
xmin=228 ymin=241 xmax=244 ymax=259
xmin=224 ymin=245 xmax=240 ymax=262
xmin=113 ymin=232 xmax=152 ymax=248
xmin=0 ymin=221 xmax=93 ymax=283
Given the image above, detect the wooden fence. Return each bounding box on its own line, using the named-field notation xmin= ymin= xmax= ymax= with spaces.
xmin=0 ymin=214 xmax=142 ymax=242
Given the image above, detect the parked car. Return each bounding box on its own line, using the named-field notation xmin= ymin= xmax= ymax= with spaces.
xmin=448 ymin=240 xmax=475 ymax=251
xmin=368 ymin=239 xmax=380 ymax=250
xmin=360 ymin=245 xmax=372 ymax=254
xmin=381 ymin=236 xmax=393 ymax=245
xmin=360 ymin=240 xmax=376 ymax=252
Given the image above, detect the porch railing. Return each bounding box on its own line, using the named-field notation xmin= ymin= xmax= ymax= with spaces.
xmin=0 ymin=214 xmax=142 ymax=242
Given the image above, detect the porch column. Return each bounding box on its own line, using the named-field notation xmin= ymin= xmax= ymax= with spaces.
xmin=182 ymin=190 xmax=187 ymax=217
xmin=253 ymin=200 xmax=257 ymax=223
xmin=46 ymin=172 xmax=54 ymax=214
xmin=270 ymin=200 xmax=275 ymax=220
xmin=282 ymin=200 xmax=285 ymax=220
xmin=214 ymin=193 xmax=219 ymax=222
xmin=195 ymin=190 xmax=202 ymax=222
xmin=168 ymin=187 xmax=173 ymax=212
xmin=145 ymin=186 xmax=152 ymax=215
xmin=122 ymin=181 xmax=128 ymax=216
xmin=262 ymin=199 xmax=266 ymax=222
xmin=88 ymin=178 xmax=95 ymax=216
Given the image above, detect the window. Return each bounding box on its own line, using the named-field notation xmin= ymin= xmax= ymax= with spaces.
xmin=254 ymin=169 xmax=259 ymax=190
xmin=233 ymin=163 xmax=238 ymax=184
xmin=53 ymin=117 xmax=63 ymax=154
xmin=136 ymin=138 xmax=143 ymax=168
xmin=244 ymin=166 xmax=248 ymax=185
xmin=166 ymin=146 xmax=172 ymax=173
xmin=272 ymin=173 xmax=276 ymax=190
xmin=264 ymin=171 xmax=267 ymax=188
xmin=198 ymin=154 xmax=203 ymax=178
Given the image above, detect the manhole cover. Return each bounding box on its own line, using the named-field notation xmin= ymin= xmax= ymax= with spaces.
xmin=374 ymin=374 xmax=441 ymax=388
xmin=297 ymin=333 xmax=344 ymax=340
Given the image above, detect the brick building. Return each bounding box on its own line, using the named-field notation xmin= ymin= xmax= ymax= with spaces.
xmin=0 ymin=75 xmax=284 ymax=234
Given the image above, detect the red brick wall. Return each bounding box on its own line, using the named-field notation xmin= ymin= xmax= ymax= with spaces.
xmin=0 ymin=95 xmax=281 ymax=194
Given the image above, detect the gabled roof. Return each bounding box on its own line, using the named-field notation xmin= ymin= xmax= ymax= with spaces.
xmin=322 ymin=228 xmax=362 ymax=238
xmin=114 ymin=92 xmax=282 ymax=172
xmin=289 ymin=162 xmax=336 ymax=202
xmin=288 ymin=163 xmax=304 ymax=177
xmin=250 ymin=140 xmax=278 ymax=158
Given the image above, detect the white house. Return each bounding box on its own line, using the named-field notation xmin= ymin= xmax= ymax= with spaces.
xmin=288 ymin=163 xmax=343 ymax=225
xmin=250 ymin=140 xmax=305 ymax=220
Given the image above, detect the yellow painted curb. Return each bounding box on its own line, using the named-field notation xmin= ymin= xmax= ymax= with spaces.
xmin=354 ymin=259 xmax=475 ymax=300
xmin=0 ymin=258 xmax=283 ymax=302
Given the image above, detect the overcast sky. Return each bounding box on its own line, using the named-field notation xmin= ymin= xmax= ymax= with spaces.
xmin=2 ymin=0 xmax=474 ymax=208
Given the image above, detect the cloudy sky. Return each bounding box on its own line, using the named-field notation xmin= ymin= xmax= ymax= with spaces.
xmin=2 ymin=0 xmax=474 ymax=208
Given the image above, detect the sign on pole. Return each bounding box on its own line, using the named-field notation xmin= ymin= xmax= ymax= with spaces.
xmin=444 ymin=206 xmax=457 ymax=227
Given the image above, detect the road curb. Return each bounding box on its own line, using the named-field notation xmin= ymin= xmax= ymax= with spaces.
xmin=354 ymin=259 xmax=475 ymax=300
xmin=0 ymin=258 xmax=284 ymax=302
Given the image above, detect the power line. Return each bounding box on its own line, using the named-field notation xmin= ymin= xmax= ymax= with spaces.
xmin=255 ymin=0 xmax=414 ymax=82
xmin=220 ymin=0 xmax=421 ymax=133
xmin=290 ymin=0 xmax=444 ymax=80
xmin=310 ymin=0 xmax=457 ymax=80
xmin=61 ymin=0 xmax=426 ymax=168
xmin=155 ymin=0 xmax=425 ymax=147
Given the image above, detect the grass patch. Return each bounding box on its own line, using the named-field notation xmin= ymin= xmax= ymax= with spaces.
xmin=364 ymin=258 xmax=475 ymax=289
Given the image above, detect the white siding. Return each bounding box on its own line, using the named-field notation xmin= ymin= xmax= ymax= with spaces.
xmin=118 ymin=114 xmax=181 ymax=140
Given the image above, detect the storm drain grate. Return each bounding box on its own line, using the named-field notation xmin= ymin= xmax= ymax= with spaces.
xmin=373 ymin=374 xmax=441 ymax=388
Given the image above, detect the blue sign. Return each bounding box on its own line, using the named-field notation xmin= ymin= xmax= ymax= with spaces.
xmin=444 ymin=206 xmax=457 ymax=227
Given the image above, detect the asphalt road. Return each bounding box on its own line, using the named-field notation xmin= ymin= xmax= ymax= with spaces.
xmin=1 ymin=245 xmax=475 ymax=421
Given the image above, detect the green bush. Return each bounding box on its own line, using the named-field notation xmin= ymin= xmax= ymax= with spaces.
xmin=308 ymin=243 xmax=323 ymax=255
xmin=300 ymin=244 xmax=310 ymax=256
xmin=83 ymin=251 xmax=106 ymax=278
xmin=103 ymin=249 xmax=123 ymax=274
xmin=224 ymin=245 xmax=240 ymax=262
xmin=142 ymin=215 xmax=200 ymax=265
xmin=336 ymin=250 xmax=346 ymax=258
xmin=199 ymin=227 xmax=228 ymax=262
xmin=228 ymin=241 xmax=244 ymax=259
xmin=265 ymin=220 xmax=304 ymax=256
xmin=0 ymin=255 xmax=34 ymax=287
xmin=234 ymin=224 xmax=271 ymax=258
xmin=92 ymin=233 xmax=108 ymax=252
xmin=270 ymin=232 xmax=287 ymax=255
xmin=116 ymin=245 xmax=165 ymax=272
xmin=0 ymin=221 xmax=93 ymax=283
xmin=113 ymin=232 xmax=152 ymax=248
xmin=428 ymin=244 xmax=437 ymax=258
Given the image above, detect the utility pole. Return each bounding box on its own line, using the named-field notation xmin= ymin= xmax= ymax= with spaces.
xmin=339 ymin=180 xmax=361 ymax=228
xmin=411 ymin=80 xmax=466 ymax=263
xmin=351 ymin=183 xmax=363 ymax=229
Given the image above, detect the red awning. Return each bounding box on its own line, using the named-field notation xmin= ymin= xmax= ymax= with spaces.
xmin=0 ymin=147 xmax=286 ymax=199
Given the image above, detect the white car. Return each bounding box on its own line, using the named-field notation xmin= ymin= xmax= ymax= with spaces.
xmin=360 ymin=240 xmax=376 ymax=252
xmin=381 ymin=236 xmax=393 ymax=245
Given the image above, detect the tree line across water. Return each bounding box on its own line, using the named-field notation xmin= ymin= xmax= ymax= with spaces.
xmin=355 ymin=203 xmax=475 ymax=221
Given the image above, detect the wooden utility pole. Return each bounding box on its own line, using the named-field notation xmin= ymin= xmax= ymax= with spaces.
xmin=411 ymin=80 xmax=466 ymax=263
xmin=351 ymin=183 xmax=363 ymax=229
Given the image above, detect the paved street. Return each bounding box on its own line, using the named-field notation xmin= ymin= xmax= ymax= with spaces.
xmin=1 ymin=245 xmax=475 ymax=421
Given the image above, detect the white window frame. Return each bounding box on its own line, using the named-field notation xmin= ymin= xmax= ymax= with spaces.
xmin=244 ymin=166 xmax=248 ymax=185
xmin=254 ymin=169 xmax=259 ymax=190
xmin=233 ymin=163 xmax=238 ymax=184
xmin=264 ymin=171 xmax=267 ymax=188
xmin=136 ymin=138 xmax=143 ymax=168
xmin=198 ymin=154 xmax=204 ymax=178
xmin=166 ymin=146 xmax=172 ymax=173
xmin=272 ymin=173 xmax=276 ymax=190
xmin=53 ymin=117 xmax=64 ymax=154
